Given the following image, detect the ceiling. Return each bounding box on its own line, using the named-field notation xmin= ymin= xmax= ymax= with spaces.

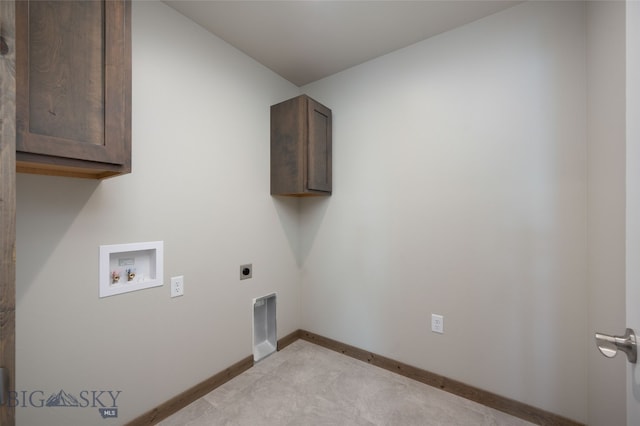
xmin=164 ymin=1 xmax=520 ymax=87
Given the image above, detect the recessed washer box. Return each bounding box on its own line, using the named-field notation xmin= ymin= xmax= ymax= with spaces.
xmin=99 ymin=241 xmax=164 ymax=298
xmin=253 ymin=293 xmax=277 ymax=362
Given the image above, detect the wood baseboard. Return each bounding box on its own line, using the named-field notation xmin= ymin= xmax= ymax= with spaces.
xmin=277 ymin=329 xmax=303 ymax=351
xmin=125 ymin=330 xmax=302 ymax=425
xmin=126 ymin=329 xmax=583 ymax=426
xmin=298 ymin=330 xmax=583 ymax=426
xmin=125 ymin=354 xmax=254 ymax=426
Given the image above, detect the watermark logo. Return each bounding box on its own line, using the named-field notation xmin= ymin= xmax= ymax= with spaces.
xmin=4 ymin=389 xmax=121 ymax=420
xmin=46 ymin=389 xmax=79 ymax=407
xmin=99 ymin=408 xmax=118 ymax=419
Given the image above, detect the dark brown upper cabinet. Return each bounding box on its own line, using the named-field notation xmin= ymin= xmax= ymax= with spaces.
xmin=271 ymin=95 xmax=332 ymax=196
xmin=16 ymin=0 xmax=131 ymax=179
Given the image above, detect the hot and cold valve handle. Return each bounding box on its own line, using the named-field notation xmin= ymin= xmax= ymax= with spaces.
xmin=595 ymin=328 xmax=637 ymax=363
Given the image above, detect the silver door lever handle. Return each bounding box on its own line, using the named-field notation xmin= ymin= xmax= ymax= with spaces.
xmin=595 ymin=328 xmax=637 ymax=363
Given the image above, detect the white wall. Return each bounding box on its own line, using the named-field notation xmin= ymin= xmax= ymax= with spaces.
xmin=627 ymin=2 xmax=640 ymax=424
xmin=15 ymin=2 xmax=300 ymax=425
xmin=586 ymin=2 xmax=627 ymax=425
xmin=301 ymin=2 xmax=588 ymax=422
xmin=14 ymin=1 xmax=631 ymax=424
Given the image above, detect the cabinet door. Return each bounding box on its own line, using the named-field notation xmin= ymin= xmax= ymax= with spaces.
xmin=15 ymin=0 xmax=131 ymax=178
xmin=306 ymin=98 xmax=332 ymax=193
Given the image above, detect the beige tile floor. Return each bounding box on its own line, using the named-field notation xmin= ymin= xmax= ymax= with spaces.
xmin=158 ymin=340 xmax=535 ymax=426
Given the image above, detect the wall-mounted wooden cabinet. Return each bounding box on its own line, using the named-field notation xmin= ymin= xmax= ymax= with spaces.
xmin=15 ymin=0 xmax=131 ymax=179
xmin=271 ymin=95 xmax=332 ymax=196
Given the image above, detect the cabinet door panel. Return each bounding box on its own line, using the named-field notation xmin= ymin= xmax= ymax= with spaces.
xmin=28 ymin=1 xmax=105 ymax=146
xmin=16 ymin=0 xmax=129 ymax=168
xmin=307 ymin=100 xmax=332 ymax=192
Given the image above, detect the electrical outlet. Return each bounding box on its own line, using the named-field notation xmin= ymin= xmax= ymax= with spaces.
xmin=240 ymin=264 xmax=252 ymax=280
xmin=431 ymin=314 xmax=444 ymax=334
xmin=171 ymin=276 xmax=184 ymax=298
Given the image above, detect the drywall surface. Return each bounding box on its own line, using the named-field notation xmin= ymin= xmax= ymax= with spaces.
xmin=301 ymin=1 xmax=588 ymax=422
xmin=627 ymin=2 xmax=640 ymax=425
xmin=15 ymin=2 xmax=300 ymax=425
xmin=586 ymin=2 xmax=627 ymax=425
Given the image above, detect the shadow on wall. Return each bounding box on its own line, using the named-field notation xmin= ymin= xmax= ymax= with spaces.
xmin=272 ymin=196 xmax=300 ymax=264
xmin=298 ymin=197 xmax=330 ymax=266
xmin=16 ymin=174 xmax=100 ymax=303
xmin=271 ymin=195 xmax=330 ymax=266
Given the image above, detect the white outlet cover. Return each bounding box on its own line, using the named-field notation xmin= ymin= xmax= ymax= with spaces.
xmin=171 ymin=276 xmax=184 ymax=298
xmin=431 ymin=314 xmax=444 ymax=334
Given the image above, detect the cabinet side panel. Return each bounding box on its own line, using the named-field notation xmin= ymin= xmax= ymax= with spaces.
xmin=0 ymin=0 xmax=16 ymax=424
xmin=271 ymin=97 xmax=304 ymax=195
xmin=307 ymin=99 xmax=332 ymax=193
xmin=28 ymin=1 xmax=105 ymax=146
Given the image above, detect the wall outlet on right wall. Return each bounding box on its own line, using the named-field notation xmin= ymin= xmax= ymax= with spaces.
xmin=431 ymin=314 xmax=444 ymax=334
